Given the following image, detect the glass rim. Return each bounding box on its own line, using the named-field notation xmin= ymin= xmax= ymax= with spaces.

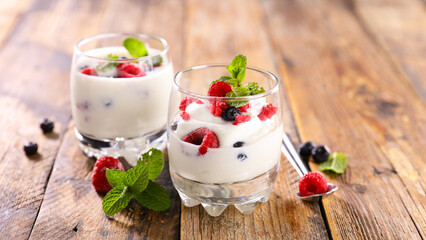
xmin=74 ymin=33 xmax=169 ymax=62
xmin=173 ymin=64 xmax=280 ymax=100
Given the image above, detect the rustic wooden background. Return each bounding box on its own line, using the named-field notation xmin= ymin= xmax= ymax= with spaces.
xmin=0 ymin=0 xmax=425 ymax=239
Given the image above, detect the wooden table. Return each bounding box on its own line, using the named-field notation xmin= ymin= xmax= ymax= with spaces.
xmin=1 ymin=0 xmax=425 ymax=239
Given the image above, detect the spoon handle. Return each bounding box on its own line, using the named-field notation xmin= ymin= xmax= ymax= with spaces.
xmin=281 ymin=132 xmax=309 ymax=177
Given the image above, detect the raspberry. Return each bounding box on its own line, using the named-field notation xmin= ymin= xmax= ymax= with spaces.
xmin=298 ymin=171 xmax=328 ymax=197
xmin=233 ymin=115 xmax=251 ymax=125
xmin=81 ymin=68 xmax=97 ymax=76
xmin=180 ymin=111 xmax=190 ymax=120
xmin=258 ymin=103 xmax=278 ymax=121
xmin=238 ymin=104 xmax=250 ymax=113
xmin=209 ymin=101 xmax=229 ymax=117
xmin=179 ymin=97 xmax=203 ymax=111
xmin=207 ymin=81 xmax=232 ymax=97
xmin=92 ymin=156 xmax=124 ymax=193
xmin=117 ymin=64 xmax=146 ymax=78
xmin=182 ymin=128 xmax=219 ymax=155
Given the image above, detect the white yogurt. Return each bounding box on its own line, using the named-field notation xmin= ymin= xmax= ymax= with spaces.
xmin=71 ymin=47 xmax=173 ymax=139
xmin=169 ymin=101 xmax=282 ymax=184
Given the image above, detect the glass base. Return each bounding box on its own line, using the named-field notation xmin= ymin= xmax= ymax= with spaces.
xmin=75 ymin=128 xmax=167 ymax=166
xmin=170 ymin=163 xmax=279 ymax=217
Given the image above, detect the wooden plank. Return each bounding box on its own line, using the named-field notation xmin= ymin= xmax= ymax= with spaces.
xmin=29 ymin=124 xmax=181 ymax=240
xmin=180 ymin=0 xmax=329 ymax=239
xmin=352 ymin=0 xmax=426 ymax=101
xmin=0 ymin=0 xmax=34 ymax=47
xmin=0 ymin=0 xmax=89 ymax=238
xmin=29 ymin=0 xmax=184 ymax=239
xmin=262 ymin=0 xmax=426 ymax=239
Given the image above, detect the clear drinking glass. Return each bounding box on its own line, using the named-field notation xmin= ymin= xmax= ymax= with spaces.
xmin=167 ymin=65 xmax=283 ymax=217
xmin=70 ymin=33 xmax=173 ymax=164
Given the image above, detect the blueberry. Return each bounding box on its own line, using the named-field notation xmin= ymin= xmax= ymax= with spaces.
xmin=103 ymin=98 xmax=113 ymax=108
xmin=170 ymin=122 xmax=178 ymax=131
xmin=40 ymin=118 xmax=54 ymax=133
xmin=119 ymin=56 xmax=127 ymax=60
xmin=24 ymin=141 xmax=38 ymax=156
xmin=237 ymin=153 xmax=247 ymax=161
xmin=79 ymin=65 xmax=89 ymax=70
xmin=221 ymin=107 xmax=241 ymax=121
xmin=298 ymin=141 xmax=315 ymax=160
xmin=233 ymin=141 xmax=245 ymax=148
xmin=311 ymin=145 xmax=330 ymax=163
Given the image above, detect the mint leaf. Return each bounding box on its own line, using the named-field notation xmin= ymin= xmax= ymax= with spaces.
xmin=226 ymin=55 xmax=247 ymax=82
xmin=123 ymin=160 xmax=149 ymax=194
xmin=243 ymin=82 xmax=265 ymax=95
xmin=95 ymin=54 xmax=120 ymax=73
xmin=123 ymin=38 xmax=148 ymax=58
xmin=102 ymin=184 xmax=133 ymax=215
xmin=106 ymin=169 xmax=125 ymax=188
xmin=320 ymin=152 xmax=347 ymax=174
xmin=134 ymin=181 xmax=171 ymax=211
xmin=140 ymin=149 xmax=164 ymax=180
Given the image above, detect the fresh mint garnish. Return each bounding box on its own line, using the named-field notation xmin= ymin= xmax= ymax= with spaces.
xmin=134 ymin=181 xmax=172 ymax=211
xmin=319 ymin=152 xmax=347 ymax=174
xmin=106 ymin=169 xmax=125 ymax=188
xmin=211 ymin=55 xmax=266 ymax=107
xmin=95 ymin=54 xmax=120 ymax=73
xmin=123 ymin=38 xmax=148 ymax=58
xmin=123 ymin=160 xmax=149 ymax=194
xmin=102 ymin=183 xmax=133 ymax=216
xmin=102 ymin=148 xmax=171 ymax=215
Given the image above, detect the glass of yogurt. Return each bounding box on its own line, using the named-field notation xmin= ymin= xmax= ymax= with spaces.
xmin=71 ymin=33 xmax=173 ymax=164
xmin=168 ymin=60 xmax=282 ymax=217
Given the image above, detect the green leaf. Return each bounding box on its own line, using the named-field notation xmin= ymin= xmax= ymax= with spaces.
xmin=152 ymin=56 xmax=163 ymax=66
xmin=134 ymin=181 xmax=171 ymax=211
xmin=226 ymin=54 xmax=247 ymax=82
xmin=123 ymin=38 xmax=148 ymax=58
xmin=102 ymin=184 xmax=133 ymax=215
xmin=106 ymin=169 xmax=125 ymax=188
xmin=95 ymin=54 xmax=120 ymax=73
xmin=123 ymin=160 xmax=149 ymax=194
xmin=320 ymin=152 xmax=347 ymax=174
xmin=140 ymin=149 xmax=164 ymax=180
xmin=243 ymin=82 xmax=265 ymax=95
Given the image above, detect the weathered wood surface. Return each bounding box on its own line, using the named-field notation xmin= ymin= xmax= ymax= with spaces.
xmin=0 ymin=0 xmax=424 ymax=239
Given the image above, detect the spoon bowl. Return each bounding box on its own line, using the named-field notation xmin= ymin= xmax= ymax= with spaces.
xmin=281 ymin=132 xmax=338 ymax=200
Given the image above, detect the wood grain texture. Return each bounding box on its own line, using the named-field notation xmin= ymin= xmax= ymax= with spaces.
xmin=27 ymin=0 xmax=184 ymax=239
xmin=180 ymin=0 xmax=328 ymax=239
xmin=0 ymin=0 xmax=76 ymax=238
xmin=263 ymin=0 xmax=426 ymax=239
xmin=351 ymin=0 xmax=426 ymax=101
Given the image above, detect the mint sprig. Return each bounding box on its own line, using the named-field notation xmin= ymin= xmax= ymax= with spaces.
xmin=123 ymin=38 xmax=148 ymax=58
xmin=102 ymin=148 xmax=171 ymax=215
xmin=212 ymin=55 xmax=266 ymax=107
xmin=320 ymin=152 xmax=347 ymax=174
xmin=95 ymin=54 xmax=120 ymax=73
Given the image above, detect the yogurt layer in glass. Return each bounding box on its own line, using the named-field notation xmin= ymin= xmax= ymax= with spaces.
xmin=71 ymin=34 xmax=173 ymax=163
xmin=168 ymin=61 xmax=282 ymax=217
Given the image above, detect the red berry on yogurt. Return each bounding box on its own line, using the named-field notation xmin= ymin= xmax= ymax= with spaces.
xmin=207 ymin=81 xmax=232 ymax=97
xmin=81 ymin=68 xmax=98 ymax=76
xmin=258 ymin=103 xmax=278 ymax=121
xmin=182 ymin=128 xmax=219 ymax=155
xmin=180 ymin=111 xmax=190 ymax=121
xmin=118 ymin=64 xmax=146 ymax=78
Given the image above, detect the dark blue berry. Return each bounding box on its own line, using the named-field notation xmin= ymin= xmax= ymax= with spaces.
xmin=237 ymin=153 xmax=247 ymax=161
xmin=311 ymin=145 xmax=330 ymax=163
xmin=24 ymin=141 xmax=38 ymax=155
xmin=170 ymin=122 xmax=178 ymax=131
xmin=298 ymin=141 xmax=315 ymax=160
xmin=119 ymin=56 xmax=127 ymax=60
xmin=40 ymin=118 xmax=54 ymax=133
xmin=221 ymin=107 xmax=241 ymax=121
xmin=233 ymin=141 xmax=245 ymax=148
xmin=103 ymin=99 xmax=113 ymax=108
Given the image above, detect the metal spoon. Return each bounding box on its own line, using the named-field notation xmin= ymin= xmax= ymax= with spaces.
xmin=281 ymin=132 xmax=338 ymax=200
